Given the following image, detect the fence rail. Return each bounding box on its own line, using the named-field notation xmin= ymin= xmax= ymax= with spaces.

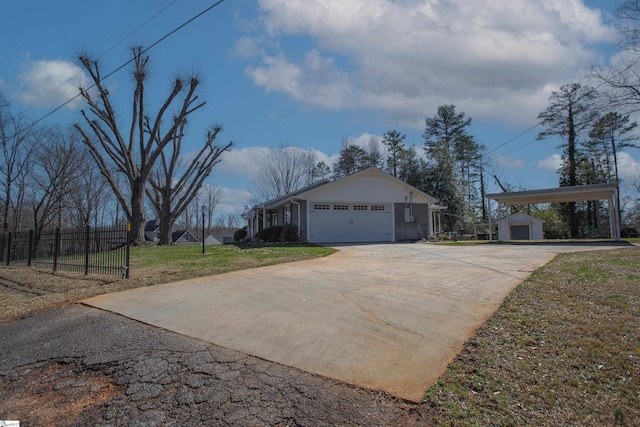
xmin=0 ymin=225 xmax=130 ymax=278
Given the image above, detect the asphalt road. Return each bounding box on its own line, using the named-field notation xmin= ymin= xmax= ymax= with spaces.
xmin=0 ymin=304 xmax=416 ymax=426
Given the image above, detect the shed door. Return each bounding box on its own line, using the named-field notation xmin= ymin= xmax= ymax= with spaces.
xmin=308 ymin=203 xmax=392 ymax=243
xmin=510 ymin=224 xmax=530 ymax=240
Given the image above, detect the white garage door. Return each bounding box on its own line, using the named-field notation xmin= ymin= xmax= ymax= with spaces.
xmin=308 ymin=203 xmax=392 ymax=243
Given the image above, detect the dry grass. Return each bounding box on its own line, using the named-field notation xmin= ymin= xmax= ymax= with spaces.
xmin=424 ymin=247 xmax=640 ymax=426
xmin=0 ymin=243 xmax=335 ymax=323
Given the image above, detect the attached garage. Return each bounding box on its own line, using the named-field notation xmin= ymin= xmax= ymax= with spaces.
xmin=308 ymin=203 xmax=392 ymax=243
xmin=245 ymin=168 xmax=444 ymax=244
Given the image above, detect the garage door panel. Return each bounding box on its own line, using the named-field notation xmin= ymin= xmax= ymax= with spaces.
xmin=510 ymin=224 xmax=530 ymax=240
xmin=309 ymin=203 xmax=391 ymax=243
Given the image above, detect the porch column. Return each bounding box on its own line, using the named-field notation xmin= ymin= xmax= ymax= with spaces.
xmin=262 ymin=208 xmax=267 ymax=230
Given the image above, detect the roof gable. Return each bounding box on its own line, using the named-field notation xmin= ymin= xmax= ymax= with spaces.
xmin=300 ymin=168 xmax=438 ymax=204
xmin=501 ymin=212 xmax=545 ymax=223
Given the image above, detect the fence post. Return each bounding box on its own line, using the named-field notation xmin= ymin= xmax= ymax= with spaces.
xmin=27 ymin=230 xmax=33 ymax=267
xmin=5 ymin=232 xmax=11 ymax=266
xmin=84 ymin=225 xmax=91 ymax=276
xmin=53 ymin=227 xmax=61 ymax=272
xmin=125 ymin=222 xmax=131 ymax=279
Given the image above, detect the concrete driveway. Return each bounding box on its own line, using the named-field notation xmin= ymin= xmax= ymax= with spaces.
xmin=83 ymin=241 xmax=627 ymax=402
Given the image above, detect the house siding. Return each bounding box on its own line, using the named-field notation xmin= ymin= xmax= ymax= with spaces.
xmin=394 ymin=203 xmax=430 ymax=241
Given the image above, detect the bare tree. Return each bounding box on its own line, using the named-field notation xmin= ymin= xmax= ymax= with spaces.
xmin=202 ymin=185 xmax=222 ymax=234
xmin=364 ymin=135 xmax=384 ymax=168
xmin=68 ymin=144 xmax=109 ymax=227
xmin=74 ymin=48 xmax=207 ymax=244
xmin=225 ymin=212 xmax=240 ymax=229
xmin=27 ymin=126 xmax=85 ymax=233
xmin=147 ymin=125 xmax=232 ymax=245
xmin=0 ymin=93 xmax=35 ymax=232
xmin=253 ymin=146 xmax=316 ymax=201
xmin=591 ymin=1 xmax=640 ymax=112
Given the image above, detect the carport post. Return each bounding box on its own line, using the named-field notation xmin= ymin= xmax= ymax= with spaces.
xmin=487 ymin=198 xmax=492 ymax=241
xmin=504 ymin=203 xmax=511 ymax=240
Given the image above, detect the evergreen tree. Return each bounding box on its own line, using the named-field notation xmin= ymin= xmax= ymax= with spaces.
xmin=423 ymin=105 xmax=475 ymax=231
xmin=333 ymin=143 xmax=367 ymax=179
xmin=537 ymin=83 xmax=599 ymax=237
xmin=381 ymin=129 xmax=406 ymax=177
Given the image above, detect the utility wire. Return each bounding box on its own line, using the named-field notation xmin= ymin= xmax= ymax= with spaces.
xmin=7 ymin=0 xmax=228 ymax=139
xmin=19 ymin=0 xmax=178 ymax=116
xmin=485 ymin=64 xmax=631 ymax=160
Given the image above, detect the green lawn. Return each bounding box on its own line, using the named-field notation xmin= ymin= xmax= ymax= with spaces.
xmin=129 ymin=243 xmax=336 ymax=284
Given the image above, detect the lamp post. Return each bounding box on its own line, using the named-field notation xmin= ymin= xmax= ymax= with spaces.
xmin=201 ymin=205 xmax=206 ymax=254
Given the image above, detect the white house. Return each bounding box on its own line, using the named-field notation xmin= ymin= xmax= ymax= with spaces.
xmin=244 ymin=167 xmax=446 ymax=244
xmin=497 ymin=212 xmax=545 ymax=240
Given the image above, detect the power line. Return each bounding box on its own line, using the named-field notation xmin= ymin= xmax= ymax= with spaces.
xmin=7 ymin=0 xmax=228 ymax=139
xmin=484 ymin=122 xmax=541 ymax=156
xmin=18 ymin=0 xmax=178 ymax=116
xmin=485 ymin=65 xmax=633 ymax=160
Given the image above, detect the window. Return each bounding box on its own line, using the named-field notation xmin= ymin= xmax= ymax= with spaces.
xmin=313 ymin=204 xmax=330 ymax=210
xmin=353 ymin=205 xmax=368 ymax=211
xmin=371 ymin=205 xmax=385 ymax=211
xmin=333 ymin=204 xmax=349 ymax=210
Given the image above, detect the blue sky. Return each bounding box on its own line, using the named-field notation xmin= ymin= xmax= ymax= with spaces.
xmin=1 ymin=0 xmax=639 ymax=218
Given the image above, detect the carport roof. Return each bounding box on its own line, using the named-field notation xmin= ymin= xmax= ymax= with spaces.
xmin=486 ymin=183 xmax=618 ymax=205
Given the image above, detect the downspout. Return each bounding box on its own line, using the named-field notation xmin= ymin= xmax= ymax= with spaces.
xmin=290 ymin=198 xmax=301 ymax=239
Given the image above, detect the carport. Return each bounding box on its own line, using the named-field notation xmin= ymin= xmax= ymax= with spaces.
xmin=486 ymin=183 xmax=620 ymax=241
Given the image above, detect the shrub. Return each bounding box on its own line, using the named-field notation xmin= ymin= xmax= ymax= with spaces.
xmin=233 ymin=226 xmax=248 ymax=242
xmin=257 ymin=225 xmax=283 ymax=242
xmin=257 ymin=226 xmax=274 ymax=242
xmin=282 ymin=224 xmax=298 ymax=242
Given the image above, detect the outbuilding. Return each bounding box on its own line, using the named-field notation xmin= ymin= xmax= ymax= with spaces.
xmin=497 ymin=213 xmax=545 ymax=240
xmin=245 ymin=167 xmax=445 ymax=243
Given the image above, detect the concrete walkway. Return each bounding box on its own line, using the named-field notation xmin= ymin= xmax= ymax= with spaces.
xmin=83 ymin=242 xmax=628 ymax=402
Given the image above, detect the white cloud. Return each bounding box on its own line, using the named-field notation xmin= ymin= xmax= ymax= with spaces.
xmin=538 ymin=153 xmax=563 ymax=171
xmin=241 ymin=0 xmax=616 ymax=127
xmin=216 ymin=186 xmax=255 ymax=216
xmin=617 ymin=151 xmax=640 ymax=183
xmin=214 ymin=145 xmax=338 ymax=185
xmin=495 ymin=155 xmax=524 ymax=168
xmin=17 ymin=59 xmax=89 ymax=109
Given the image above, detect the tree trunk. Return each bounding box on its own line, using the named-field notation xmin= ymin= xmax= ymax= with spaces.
xmin=157 ymin=195 xmax=173 ymax=245
xmin=130 ymin=182 xmax=147 ymax=245
xmin=567 ymin=110 xmax=579 ymax=238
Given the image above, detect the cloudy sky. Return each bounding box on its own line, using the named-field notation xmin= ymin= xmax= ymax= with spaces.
xmin=1 ymin=0 xmax=638 ymax=217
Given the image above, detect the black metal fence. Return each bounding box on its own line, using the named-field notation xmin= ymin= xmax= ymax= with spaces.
xmin=0 ymin=224 xmax=130 ymax=278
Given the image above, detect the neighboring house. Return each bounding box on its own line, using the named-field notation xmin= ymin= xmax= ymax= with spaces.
xmin=144 ymin=219 xmax=199 ymax=244
xmin=172 ymin=229 xmax=199 ymax=244
xmin=497 ymin=213 xmax=545 ymax=240
xmin=204 ymin=235 xmax=222 ymax=245
xmin=244 ymin=167 xmax=445 ymax=244
xmin=204 ymin=233 xmax=235 ymax=245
